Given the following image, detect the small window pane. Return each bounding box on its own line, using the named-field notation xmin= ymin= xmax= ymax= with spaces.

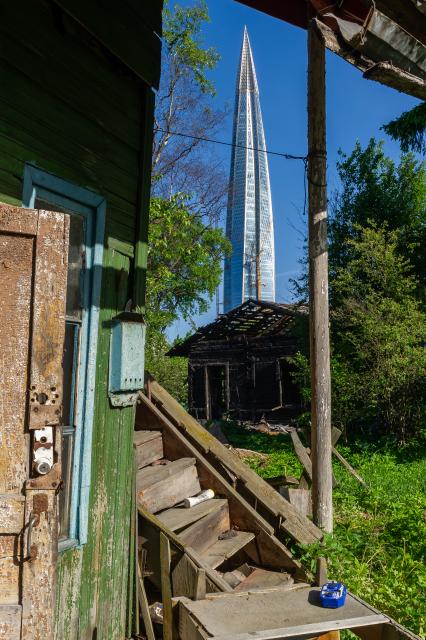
xmin=66 ymin=215 xmax=85 ymax=320
xmin=59 ymin=430 xmax=74 ymax=540
xmin=62 ymin=323 xmax=79 ymax=426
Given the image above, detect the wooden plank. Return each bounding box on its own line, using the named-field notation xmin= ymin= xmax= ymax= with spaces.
xmin=332 ymin=448 xmax=367 ymax=487
xmin=144 ymin=381 xmax=323 ymax=544
xmin=179 ymin=502 xmax=230 ymax=555
xmin=0 ymin=605 xmax=21 ymax=639
xmin=308 ymin=21 xmax=333 ymax=533
xmin=137 ymin=458 xmax=196 ymax=491
xmin=28 ymin=210 xmax=69 ymax=429
xmin=138 ymin=459 xmax=201 ymax=514
xmin=53 ymin=0 xmax=162 ymax=88
xmin=22 ymin=490 xmax=58 ymax=639
xmin=280 ymin=488 xmax=312 ymax=518
xmin=235 ymin=568 xmax=294 ymax=593
xmin=209 ymin=617 xmax=387 ymax=640
xmin=134 ymin=430 xmax=164 ymax=468
xmin=137 ymin=395 xmax=305 ymax=575
xmin=160 ymin=532 xmax=173 ymax=640
xmin=177 ymin=588 xmax=388 ymax=640
xmin=0 ymin=495 xmax=25 ymax=534
xmin=137 ymin=558 xmax=155 ymax=640
xmin=139 ymin=509 xmax=233 ymax=594
xmin=290 ymin=431 xmax=312 ymax=481
xmin=172 ymin=553 xmax=206 ymax=600
xmin=157 ymin=499 xmax=228 ymax=533
xmin=202 ymin=531 xmax=255 ymax=569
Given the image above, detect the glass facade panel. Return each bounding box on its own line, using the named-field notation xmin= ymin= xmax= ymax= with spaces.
xmin=224 ymin=28 xmax=275 ymax=312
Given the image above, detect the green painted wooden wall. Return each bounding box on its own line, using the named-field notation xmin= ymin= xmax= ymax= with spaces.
xmin=0 ymin=1 xmax=161 ymax=637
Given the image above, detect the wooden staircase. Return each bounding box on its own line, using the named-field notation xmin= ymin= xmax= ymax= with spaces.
xmin=135 ymin=428 xmax=299 ymax=594
xmin=134 ymin=383 xmax=420 ymax=640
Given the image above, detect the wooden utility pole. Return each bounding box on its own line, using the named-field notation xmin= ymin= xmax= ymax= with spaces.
xmin=307 ymin=21 xmax=333 ymax=533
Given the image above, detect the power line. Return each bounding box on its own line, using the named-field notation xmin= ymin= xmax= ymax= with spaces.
xmin=154 ymin=127 xmax=307 ymax=162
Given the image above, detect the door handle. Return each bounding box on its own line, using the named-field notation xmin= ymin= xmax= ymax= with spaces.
xmin=26 ymin=512 xmax=39 ymax=560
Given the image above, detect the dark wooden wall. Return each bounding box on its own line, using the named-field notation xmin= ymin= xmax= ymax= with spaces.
xmin=0 ymin=1 xmax=161 ymax=638
xmin=188 ymin=335 xmax=303 ymax=421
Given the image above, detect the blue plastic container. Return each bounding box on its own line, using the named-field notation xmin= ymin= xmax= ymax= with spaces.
xmin=319 ymin=582 xmax=347 ymax=608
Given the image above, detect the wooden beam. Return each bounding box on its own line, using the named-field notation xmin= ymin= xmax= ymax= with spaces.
xmin=307 ymin=22 xmax=333 ymax=533
xmin=160 ymin=532 xmax=173 ymax=640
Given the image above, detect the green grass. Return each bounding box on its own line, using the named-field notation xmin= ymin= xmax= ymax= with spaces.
xmin=222 ymin=422 xmax=426 ymax=638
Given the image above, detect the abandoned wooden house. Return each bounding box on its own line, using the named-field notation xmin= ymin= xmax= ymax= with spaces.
xmin=168 ymin=299 xmax=307 ymax=422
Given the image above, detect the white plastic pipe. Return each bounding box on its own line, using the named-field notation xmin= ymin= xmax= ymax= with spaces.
xmin=183 ymin=489 xmax=214 ymax=508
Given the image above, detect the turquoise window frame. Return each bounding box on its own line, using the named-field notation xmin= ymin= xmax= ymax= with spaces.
xmin=23 ymin=163 xmax=106 ymax=549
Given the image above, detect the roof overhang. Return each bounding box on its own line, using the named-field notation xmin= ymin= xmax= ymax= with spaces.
xmin=236 ymin=0 xmax=426 ymax=100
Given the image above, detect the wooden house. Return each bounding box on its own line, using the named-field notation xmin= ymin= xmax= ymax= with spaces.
xmin=168 ymin=300 xmax=307 ymax=422
xmin=0 ymin=2 xmax=163 ymax=639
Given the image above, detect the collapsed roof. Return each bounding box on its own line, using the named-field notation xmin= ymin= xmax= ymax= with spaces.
xmin=168 ymin=299 xmax=307 ymax=357
xmin=236 ymin=0 xmax=426 ymax=100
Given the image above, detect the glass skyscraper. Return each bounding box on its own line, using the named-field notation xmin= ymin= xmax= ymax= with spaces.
xmin=223 ymin=27 xmax=275 ymax=313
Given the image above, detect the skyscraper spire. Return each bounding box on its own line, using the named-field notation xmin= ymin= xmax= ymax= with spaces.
xmin=223 ymin=28 xmax=275 ymax=313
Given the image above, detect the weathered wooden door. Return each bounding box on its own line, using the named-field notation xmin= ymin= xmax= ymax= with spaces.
xmin=0 ymin=203 xmax=69 ymax=639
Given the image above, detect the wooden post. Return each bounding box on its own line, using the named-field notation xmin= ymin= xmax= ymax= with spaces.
xmin=307 ymin=21 xmax=333 ymax=533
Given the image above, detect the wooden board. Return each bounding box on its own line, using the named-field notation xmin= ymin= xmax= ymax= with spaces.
xmin=138 ymin=459 xmax=201 ymax=514
xmin=235 ymin=568 xmax=294 ymax=592
xmin=280 ymin=488 xmax=312 ymax=518
xmin=0 ymin=495 xmax=25 ymax=534
xmin=143 ymin=380 xmax=322 ymax=544
xmin=202 ymin=531 xmax=255 ymax=569
xmin=137 ymin=396 xmax=304 ymax=576
xmin=0 ymin=604 xmax=21 ymax=639
xmin=172 ymin=553 xmax=206 ymax=600
xmin=157 ymin=499 xmax=228 ymax=533
xmin=177 ymin=587 xmax=388 ymax=640
xmin=134 ymin=430 xmax=164 ymax=468
xmin=140 ymin=397 xmax=305 ymax=576
xmin=179 ymin=502 xmax=230 ymax=555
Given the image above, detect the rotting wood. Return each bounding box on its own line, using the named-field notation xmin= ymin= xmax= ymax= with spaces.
xmin=137 ymin=558 xmax=155 ymax=640
xmin=332 ymin=448 xmax=367 ymax=487
xmin=160 ymin=532 xmax=174 ymax=640
xmin=179 ymin=503 xmax=230 ymax=555
xmin=137 ymin=395 xmax=305 ymax=575
xmin=0 ymin=604 xmax=21 ymax=639
xmin=307 ymin=21 xmax=333 ymax=533
xmin=134 ymin=430 xmax=164 ymax=469
xmin=202 ymin=531 xmax=255 ymax=570
xmin=157 ymin=499 xmax=229 ymax=533
xmin=280 ymin=488 xmax=312 ymax=519
xmin=139 ymin=506 xmax=233 ymax=594
xmin=137 ymin=458 xmax=201 ymax=514
xmin=172 ymin=553 xmax=206 ymax=601
xmin=141 ymin=380 xmax=323 ymax=545
xmin=290 ymin=431 xmax=313 ymax=481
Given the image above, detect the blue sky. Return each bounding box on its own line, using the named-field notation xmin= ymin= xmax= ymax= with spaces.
xmin=169 ymin=0 xmax=419 ymax=340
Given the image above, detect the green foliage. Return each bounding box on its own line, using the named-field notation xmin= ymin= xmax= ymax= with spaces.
xmin=382 ymin=102 xmax=426 ymax=155
xmin=224 ymin=424 xmax=426 ymax=637
xmin=330 ymin=140 xmax=426 ymax=299
xmin=146 ymin=194 xmax=230 ymax=333
xmin=221 ymin=421 xmax=303 ymax=478
xmin=297 ymin=442 xmax=426 ymax=637
xmin=331 ymin=225 xmax=426 ymax=441
xmin=163 ymin=0 xmax=220 ymax=95
xmin=144 ymin=330 xmax=188 ymax=406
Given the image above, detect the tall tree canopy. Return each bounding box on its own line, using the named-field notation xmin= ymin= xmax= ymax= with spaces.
xmin=382 ymin=102 xmax=426 ymax=155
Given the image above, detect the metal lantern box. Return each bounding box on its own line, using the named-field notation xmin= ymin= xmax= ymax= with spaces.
xmin=109 ymin=312 xmax=146 ymax=406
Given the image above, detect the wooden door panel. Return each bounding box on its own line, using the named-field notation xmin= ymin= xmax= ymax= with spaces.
xmin=0 ymin=203 xmax=69 ymax=640
xmin=0 ymin=232 xmax=35 ymax=493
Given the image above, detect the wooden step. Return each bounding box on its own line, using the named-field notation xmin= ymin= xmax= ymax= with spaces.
xmin=137 ymin=458 xmax=201 ymax=514
xmin=157 ymin=498 xmax=228 ymax=533
xmin=134 ymin=430 xmax=164 ymax=469
xmin=235 ymin=568 xmax=294 ymax=592
xmin=179 ymin=501 xmax=230 ymax=554
xmin=202 ymin=531 xmax=255 ymax=569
